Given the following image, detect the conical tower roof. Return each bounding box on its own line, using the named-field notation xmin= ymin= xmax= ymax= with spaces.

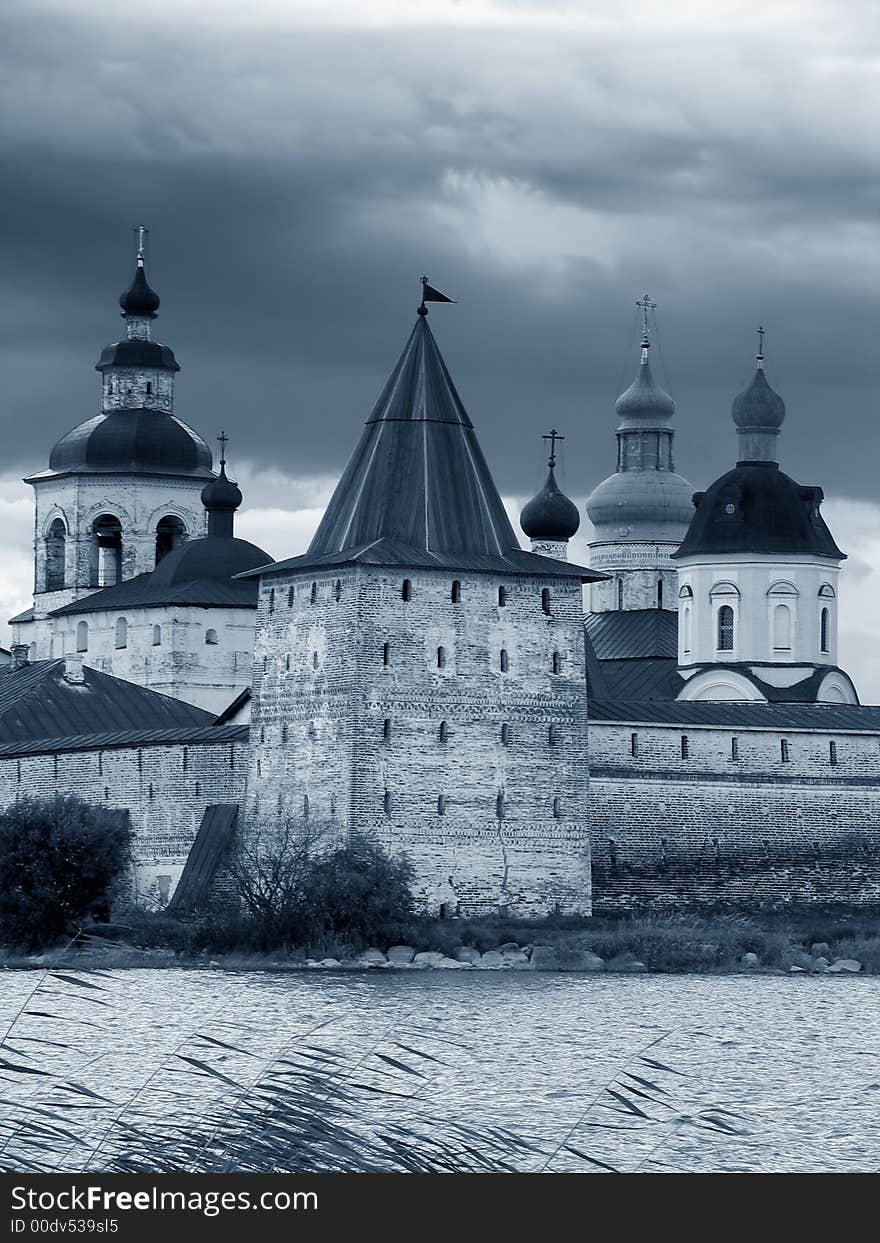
xmin=243 ymin=310 xmax=602 ymax=582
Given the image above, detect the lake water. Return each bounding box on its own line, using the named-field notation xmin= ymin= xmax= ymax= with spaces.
xmin=1 ymin=969 xmax=878 ymax=1173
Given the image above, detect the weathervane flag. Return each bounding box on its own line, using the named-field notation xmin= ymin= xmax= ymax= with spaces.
xmin=419 ymin=275 xmax=456 ymax=311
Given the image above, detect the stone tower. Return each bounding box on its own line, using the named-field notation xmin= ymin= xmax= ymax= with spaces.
xmin=14 ymin=234 xmax=215 ymax=657
xmin=672 ymin=333 xmax=856 ymax=703
xmin=585 ymin=296 xmax=692 ymax=613
xmin=243 ymin=300 xmax=603 ymax=915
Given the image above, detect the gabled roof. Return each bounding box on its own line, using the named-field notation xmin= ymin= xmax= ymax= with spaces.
xmin=585 ymin=609 xmax=679 ymax=660
xmin=0 ymin=722 xmax=247 ymax=759
xmin=594 ymin=658 xmax=683 ymax=701
xmin=0 ymin=660 xmax=213 ymax=744
xmin=50 ymin=573 xmax=258 ymax=616
xmin=244 ymin=313 xmax=602 ymax=584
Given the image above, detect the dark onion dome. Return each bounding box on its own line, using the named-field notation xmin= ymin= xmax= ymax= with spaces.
xmin=119 ymin=260 xmax=160 ymax=317
xmin=201 ymin=462 xmax=243 ymax=513
xmin=46 ymin=409 xmax=214 ymax=478
xmin=672 ymin=462 xmax=845 ymax=560
xmin=520 ymin=466 xmax=580 ymax=541
xmin=615 ymin=357 xmax=674 ymax=422
xmin=731 ymin=366 xmax=786 ymax=433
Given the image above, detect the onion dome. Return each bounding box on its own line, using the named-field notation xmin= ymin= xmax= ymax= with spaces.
xmin=587 ymin=298 xmax=692 ymax=545
xmin=520 ymin=433 xmax=580 ymax=541
xmin=672 ymin=462 xmax=844 ymax=560
xmin=731 ymin=329 xmax=786 ymax=462
xmin=615 ymin=358 xmax=675 ymax=424
xmin=119 ymin=257 xmax=160 ymax=318
xmin=46 ymin=411 xmax=213 ymax=478
xmin=201 ymin=435 xmax=244 ymax=537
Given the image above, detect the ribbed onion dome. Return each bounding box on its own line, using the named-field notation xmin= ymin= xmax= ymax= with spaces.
xmin=615 ymin=357 xmax=674 ymax=423
xmin=201 ymin=462 xmax=243 ymax=513
xmin=520 ymin=466 xmax=580 ymax=541
xmin=119 ymin=260 xmax=160 ymax=317
xmin=731 ymin=367 xmax=786 ymax=432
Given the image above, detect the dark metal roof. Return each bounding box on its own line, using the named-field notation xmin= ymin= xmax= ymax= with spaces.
xmin=673 ymin=462 xmax=844 ymax=561
xmin=0 ymin=722 xmax=247 ymax=759
xmin=589 ymin=699 xmax=880 ymax=731
xmin=43 ymin=409 xmax=213 ymax=479
xmin=0 ymin=660 xmax=214 ymax=745
xmin=594 ymin=658 xmax=683 ymax=701
xmin=302 ymin=314 xmax=531 ymax=562
xmin=95 ymin=340 xmax=178 ymax=372
xmin=9 ymin=607 xmax=34 ymax=625
xmin=585 ymin=609 xmax=679 ymax=660
xmin=50 ymin=571 xmax=260 ymax=617
xmin=167 ymin=804 xmax=239 ymax=914
xmin=240 ymin=535 xmax=601 ymax=581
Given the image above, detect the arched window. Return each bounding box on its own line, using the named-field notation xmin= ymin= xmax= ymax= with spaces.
xmin=553 ymin=796 xmax=561 ymax=820
xmin=451 ymin=580 xmax=461 ymax=603
xmin=76 ymin=620 xmax=88 ymax=652
xmin=820 ymin=607 xmax=830 ymax=654
xmin=288 ymin=585 xmax=295 ymax=607
xmin=155 ymin=515 xmax=185 ymax=566
xmin=152 ymin=625 xmax=161 ymax=646
xmin=205 ymin=628 xmax=218 ymax=645
xmin=657 ymin=578 xmax=663 ymax=609
xmin=312 ymin=651 xmax=319 ymax=669
xmin=541 ymin=588 xmax=551 ymax=615
xmin=437 ymin=794 xmax=447 ymax=815
xmin=496 ymin=791 xmax=505 ymax=820
xmin=383 ymin=789 xmax=392 ymax=817
xmin=773 ymin=603 xmax=792 ymax=651
xmin=383 ymin=718 xmax=391 ymax=741
xmin=548 ymin=724 xmax=557 ymax=746
xmin=682 ymin=605 xmax=692 ymax=654
xmin=382 ymin=642 xmax=390 ymax=666
xmin=303 ymin=794 xmax=310 ymax=820
xmin=678 ymin=584 xmax=693 ymax=599
xmin=552 ymin=651 xmax=562 ymax=674
xmin=334 ymin=580 xmax=342 ymax=602
xmin=717 ymin=605 xmax=735 ymax=652
xmin=437 ymin=646 xmax=446 ymax=669
xmin=146 ymin=381 xmax=152 ymax=395
xmin=501 ymin=723 xmax=510 ymax=745
xmin=500 ymin=648 xmax=509 ymax=673
xmin=268 ymin=588 xmax=275 ymax=614
xmin=401 ymin=579 xmax=412 ymax=601
xmin=617 ymin=578 xmax=624 ymax=610
xmin=439 ymin=720 xmax=448 ymax=743
xmin=92 ymin=515 xmax=122 ymax=587
xmin=498 ymin=586 xmax=507 ymax=607
xmin=45 ymin=518 xmax=66 ymax=591
xmin=310 ymin=581 xmax=317 ymax=603
xmin=114 ymin=617 xmax=127 ymax=649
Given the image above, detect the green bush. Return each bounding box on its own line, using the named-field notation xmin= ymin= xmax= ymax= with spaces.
xmin=0 ymin=796 xmax=132 ymax=951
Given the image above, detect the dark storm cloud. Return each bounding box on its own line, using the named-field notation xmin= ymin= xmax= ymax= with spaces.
xmin=1 ymin=0 xmax=879 ymax=505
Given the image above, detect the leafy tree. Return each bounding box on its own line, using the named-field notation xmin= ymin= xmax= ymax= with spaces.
xmin=0 ymin=796 xmax=132 ymax=951
xmin=306 ymin=831 xmax=416 ymax=938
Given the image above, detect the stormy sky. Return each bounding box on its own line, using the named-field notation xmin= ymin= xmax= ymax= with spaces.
xmin=1 ymin=0 xmax=879 ymax=691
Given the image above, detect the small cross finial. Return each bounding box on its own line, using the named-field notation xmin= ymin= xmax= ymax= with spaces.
xmin=135 ymin=225 xmax=148 ymax=264
xmin=757 ymin=324 xmax=765 ymax=364
xmin=636 ymin=292 xmax=656 ymax=344
xmin=217 ymin=430 xmax=228 ymax=468
xmin=542 ymin=428 xmax=564 ymax=470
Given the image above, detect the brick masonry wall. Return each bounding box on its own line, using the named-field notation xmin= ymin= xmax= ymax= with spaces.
xmin=589 ymin=720 xmax=880 ymax=911
xmin=0 ymin=738 xmax=247 ymax=908
xmin=246 ymin=565 xmax=592 ymax=917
